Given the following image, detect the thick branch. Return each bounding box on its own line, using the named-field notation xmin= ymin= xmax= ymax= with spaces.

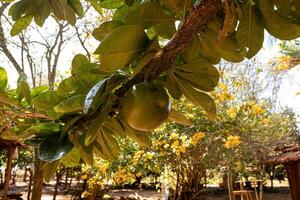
xmin=116 ymin=0 xmax=222 ymax=97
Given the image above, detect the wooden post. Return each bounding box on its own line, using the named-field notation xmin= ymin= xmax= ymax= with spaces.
xmin=3 ymin=146 xmax=15 ymax=200
xmin=284 ymin=162 xmax=300 ymax=200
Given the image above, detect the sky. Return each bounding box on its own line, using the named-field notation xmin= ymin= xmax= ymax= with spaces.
xmin=0 ymin=20 xmax=299 ymax=124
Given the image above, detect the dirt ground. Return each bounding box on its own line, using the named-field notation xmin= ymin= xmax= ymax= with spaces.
xmin=13 ymin=186 xmax=291 ymax=200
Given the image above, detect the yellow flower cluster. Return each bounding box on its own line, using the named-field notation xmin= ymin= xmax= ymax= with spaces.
xmin=226 ymin=107 xmax=237 ymax=118
xmin=224 ymin=135 xmax=241 ymax=149
xmin=170 ymin=140 xmax=187 ymax=155
xmin=190 ymin=132 xmax=205 ymax=146
xmin=251 ymin=104 xmax=265 ymax=115
xmin=113 ymin=169 xmax=135 ymax=185
xmin=133 ymin=150 xmax=144 ymax=166
xmin=216 ymin=83 xmax=234 ymax=102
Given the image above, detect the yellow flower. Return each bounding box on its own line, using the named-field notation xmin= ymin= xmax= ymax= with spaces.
xmin=177 ymin=145 xmax=186 ymax=153
xmin=226 ymin=107 xmax=236 ymax=118
xmin=261 ymin=118 xmax=271 ymax=125
xmin=251 ymin=104 xmax=265 ymax=115
xmin=81 ymin=191 xmax=91 ymax=198
xmin=99 ymin=162 xmax=109 ymax=174
xmin=171 ymin=140 xmax=180 ymax=149
xmin=170 ymin=132 xmax=179 ymax=140
xmin=190 ymin=132 xmax=205 ymax=146
xmin=81 ymin=174 xmax=88 ymax=180
xmin=136 ymin=172 xmax=142 ymax=177
xmin=224 ymin=135 xmax=241 ymax=149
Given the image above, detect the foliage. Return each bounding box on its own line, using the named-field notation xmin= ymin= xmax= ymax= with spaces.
xmin=0 ymin=0 xmax=299 ymax=187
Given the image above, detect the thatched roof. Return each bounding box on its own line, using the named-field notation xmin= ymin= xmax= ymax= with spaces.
xmin=267 ymin=143 xmax=300 ymax=164
xmin=0 ymin=138 xmax=22 ymax=149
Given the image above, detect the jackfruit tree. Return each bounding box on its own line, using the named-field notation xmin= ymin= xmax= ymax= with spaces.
xmin=0 ymin=0 xmax=299 ymax=171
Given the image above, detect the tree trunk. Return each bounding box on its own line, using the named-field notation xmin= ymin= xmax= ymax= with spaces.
xmin=27 ymin=169 xmax=33 ymax=200
xmin=259 ymin=163 xmax=265 ymax=200
xmin=31 ymin=149 xmax=45 ymax=200
xmin=227 ymin=169 xmax=234 ymax=200
xmin=3 ymin=146 xmax=14 ymax=200
xmin=53 ymin=171 xmax=62 ymax=200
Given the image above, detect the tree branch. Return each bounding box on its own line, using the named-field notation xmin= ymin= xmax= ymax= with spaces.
xmin=0 ymin=3 xmax=23 ymax=74
xmin=115 ymin=0 xmax=222 ymax=98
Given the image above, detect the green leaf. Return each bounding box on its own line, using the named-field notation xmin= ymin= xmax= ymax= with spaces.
xmin=259 ymin=0 xmax=300 ymax=40
xmin=125 ymin=2 xmax=175 ymax=29
xmin=60 ymin=147 xmax=81 ymax=167
xmin=71 ymin=54 xmax=90 ymax=75
xmin=44 ymin=160 xmax=60 ymax=183
xmin=166 ymin=72 xmax=182 ymax=100
xmin=95 ymin=128 xmax=120 ymax=159
xmin=33 ymin=91 xmax=64 ymax=111
xmin=161 ymin=0 xmax=193 ymax=16
xmin=181 ymin=36 xmax=221 ymax=64
xmin=54 ymin=95 xmax=85 ymax=114
xmin=95 ymin=25 xmax=149 ymax=72
xmin=0 ymin=67 xmax=8 ymax=92
xmin=65 ymin=5 xmax=76 ymax=25
xmin=85 ymin=110 xmax=109 ymax=146
xmin=31 ymin=86 xmax=49 ymax=98
xmin=170 ymin=73 xmax=216 ymax=118
xmin=92 ymin=20 xmax=124 ymax=41
xmin=153 ymin=21 xmax=176 ymax=39
xmin=99 ymin=0 xmax=124 ymax=9
xmin=173 ymin=59 xmax=219 ymax=92
xmin=132 ymin=53 xmax=155 ymax=77
xmin=16 ymin=81 xmax=31 ymax=104
xmin=20 ymin=122 xmax=61 ymax=139
xmin=119 ymin=118 xmax=151 ymax=147
xmin=69 ymin=0 xmax=84 ymax=16
xmin=77 ymin=63 xmax=101 ymax=85
xmin=168 ymin=109 xmax=192 ymax=126
xmin=11 ymin=14 xmax=33 ymax=36
xmin=83 ymin=79 xmax=108 ymax=115
xmin=236 ymin=5 xmax=264 ymax=58
xmin=39 ymin=133 xmax=74 ymax=162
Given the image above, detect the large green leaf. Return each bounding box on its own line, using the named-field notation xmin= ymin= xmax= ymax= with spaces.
xmin=173 ymin=59 xmax=219 ymax=92
xmin=94 ymin=128 xmax=120 ymax=159
xmin=236 ymin=5 xmax=264 ymax=58
xmin=31 ymin=86 xmax=49 ymax=98
xmin=181 ymin=36 xmax=221 ymax=64
xmin=60 ymin=147 xmax=81 ymax=167
xmin=92 ymin=20 xmax=124 ymax=41
xmin=85 ymin=110 xmax=109 ymax=146
xmin=71 ymin=54 xmax=90 ymax=75
xmin=119 ymin=118 xmax=151 ymax=147
xmin=0 ymin=67 xmax=8 ymax=92
xmin=125 ymin=2 xmax=175 ymax=29
xmin=259 ymin=0 xmax=300 ymax=40
xmin=83 ymin=79 xmax=108 ymax=115
xmin=166 ymin=72 xmax=182 ymax=100
xmin=95 ymin=25 xmax=149 ymax=72
xmin=170 ymin=73 xmax=216 ymax=118
xmin=168 ymin=109 xmax=192 ymax=126
xmin=39 ymin=134 xmax=74 ymax=162
xmin=20 ymin=122 xmax=61 ymax=139
xmin=76 ymin=63 xmax=101 ymax=85
xmin=69 ymin=0 xmax=84 ymax=16
xmin=11 ymin=14 xmax=33 ymax=36
xmin=33 ymin=91 xmax=64 ymax=111
xmin=54 ymin=95 xmax=85 ymax=114
xmin=44 ymin=160 xmax=59 ymax=182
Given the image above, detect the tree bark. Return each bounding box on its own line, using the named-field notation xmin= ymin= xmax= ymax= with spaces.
xmin=3 ymin=146 xmax=15 ymax=200
xmin=31 ymin=149 xmax=45 ymax=200
xmin=227 ymin=169 xmax=234 ymax=200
